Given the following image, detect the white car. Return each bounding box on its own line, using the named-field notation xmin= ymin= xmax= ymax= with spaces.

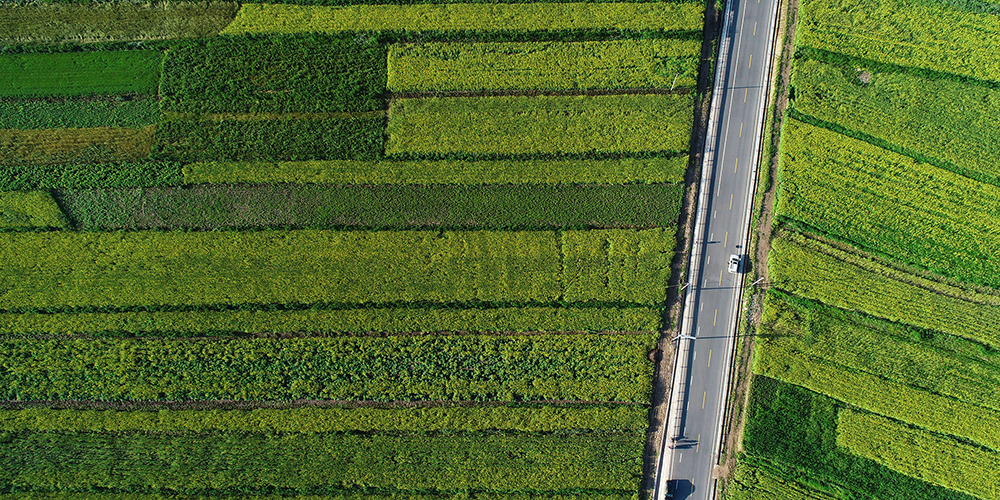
xmin=728 ymin=254 xmax=742 ymax=274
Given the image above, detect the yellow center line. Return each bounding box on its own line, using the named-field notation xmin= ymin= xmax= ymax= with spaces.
xmin=739 ymin=122 xmax=743 ymax=137
xmin=713 ymin=309 xmax=718 ymax=326
xmin=724 ymin=231 xmax=728 ymax=247
xmin=708 ymin=349 xmax=712 ymax=367
xmin=696 ymin=434 xmax=701 ymax=453
xmin=754 ymin=21 xmax=757 ymax=36
xmin=719 ymin=268 xmax=723 ymax=285
xmin=735 ymin=157 xmax=738 ymax=173
xmin=744 ymin=88 xmax=748 ymax=102
xmin=748 ymin=54 xmax=752 ymax=68
xmin=730 ymin=194 xmax=734 ymax=209
xmin=702 ymin=392 xmax=706 ymax=409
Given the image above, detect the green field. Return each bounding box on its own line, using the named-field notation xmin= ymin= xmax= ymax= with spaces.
xmin=388 ymin=39 xmax=700 ymax=92
xmin=387 ymin=94 xmax=693 ymax=156
xmin=184 ymin=155 xmax=689 ymax=185
xmin=0 ymin=0 xmax=703 ymax=497
xmin=222 ymin=2 xmax=706 ymax=35
xmin=0 ymin=51 xmax=161 ymax=97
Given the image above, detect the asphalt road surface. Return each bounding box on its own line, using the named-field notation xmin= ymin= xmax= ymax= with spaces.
xmin=654 ymin=0 xmax=780 ymax=499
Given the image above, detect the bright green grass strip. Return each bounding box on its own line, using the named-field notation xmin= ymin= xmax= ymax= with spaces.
xmin=762 ymin=290 xmax=1000 ymax=413
xmin=387 ymin=94 xmax=693 ymax=156
xmin=388 ymin=39 xmax=700 ymax=92
xmin=756 ymin=295 xmax=1000 ymax=452
xmin=563 ymin=228 xmax=674 ymax=304
xmin=769 ymin=231 xmax=1000 ymax=348
xmin=0 ymin=405 xmax=647 ymax=433
xmin=183 ymin=155 xmax=689 ymax=184
xmin=0 ymin=2 xmax=239 ymax=45
xmin=0 ymin=99 xmax=160 ymax=129
xmin=0 ymin=431 xmax=643 ymax=493
xmin=0 ymin=306 xmax=661 ymax=336
xmin=221 ymin=2 xmax=705 ymax=35
xmin=0 ymin=229 xmax=561 ymax=310
xmin=791 ymin=59 xmax=1000 ymax=184
xmin=0 ymin=334 xmax=657 ymax=401
xmin=778 ymin=119 xmax=1000 ymax=288
xmin=725 ymin=461 xmax=838 ymax=500
xmin=0 ymin=51 xmax=161 ymax=97
xmin=0 ymin=191 xmax=66 ymax=229
xmin=797 ymin=0 xmax=1000 ymax=84
xmin=838 ymin=410 xmax=1000 ymax=500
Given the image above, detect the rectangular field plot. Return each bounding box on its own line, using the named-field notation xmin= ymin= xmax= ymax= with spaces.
xmin=161 ymin=34 xmax=386 ymax=114
xmin=0 ymin=405 xmax=649 ymax=433
xmin=56 ymin=183 xmax=684 ymax=231
xmin=726 ymin=462 xmax=839 ymax=500
xmin=0 ymin=306 xmax=662 ymax=337
xmin=221 ymin=2 xmax=705 ymax=35
xmin=0 ymin=162 xmax=181 ymax=190
xmin=388 ymin=39 xmax=700 ymax=92
xmin=769 ymin=231 xmax=1000 ymax=348
xmin=0 ymin=229 xmax=671 ymax=311
xmin=0 ymin=99 xmax=159 ymax=129
xmin=743 ymin=376 xmax=973 ymax=500
xmin=838 ymin=410 xmax=1000 ymax=500
xmin=0 ymin=126 xmax=156 ymax=166
xmin=0 ymin=2 xmax=238 ymax=45
xmin=563 ymin=228 xmax=675 ymax=304
xmin=761 ymin=291 xmax=1000 ymax=413
xmin=777 ymin=119 xmax=1000 ymax=288
xmin=797 ymin=0 xmax=1000 ymax=83
xmin=0 ymin=334 xmax=656 ymax=401
xmin=184 ymin=155 xmax=689 ymax=185
xmin=0 ymin=191 xmax=66 ymax=229
xmin=0 ymin=50 xmax=161 ymax=97
xmin=387 ymin=94 xmax=693 ymax=156
xmin=0 ymin=431 xmax=643 ymax=492
xmin=791 ymin=59 xmax=1000 ymax=184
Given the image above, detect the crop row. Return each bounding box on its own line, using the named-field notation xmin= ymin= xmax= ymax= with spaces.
xmin=222 ymin=2 xmax=705 ymax=36
xmin=0 ymin=228 xmax=672 ymax=310
xmin=0 ymin=431 xmax=642 ymax=493
xmin=837 ymin=410 xmax=1000 ymax=500
xmin=769 ymin=230 xmax=1000 ymax=348
xmin=1 ymin=125 xmax=156 ymax=166
xmin=0 ymin=305 xmax=661 ymax=337
xmin=184 ymin=155 xmax=689 ymax=185
xmin=0 ymin=334 xmax=656 ymax=401
xmin=0 ymin=191 xmax=66 ymax=230
xmin=755 ymin=314 xmax=1000 ymax=452
xmin=0 ymin=405 xmax=647 ymax=434
xmin=778 ymin=119 xmax=1000 ymax=287
xmin=0 ymin=51 xmax=160 ymax=98
xmin=797 ymin=0 xmax=1000 ymax=84
xmin=387 ymin=94 xmax=693 ymax=156
xmin=790 ymin=59 xmax=1000 ymax=185
xmin=0 ymin=2 xmax=238 ymax=45
xmin=725 ymin=461 xmax=837 ymax=500
xmin=56 ymin=183 xmax=684 ymax=231
xmin=161 ymin=34 xmax=386 ymax=114
xmin=387 ymin=39 xmax=700 ymax=92
xmin=1 ymin=162 xmax=182 ymax=190
xmin=762 ymin=291 xmax=1000 ymax=413
xmin=743 ymin=376 xmax=973 ymax=500
xmin=0 ymin=99 xmax=160 ymax=130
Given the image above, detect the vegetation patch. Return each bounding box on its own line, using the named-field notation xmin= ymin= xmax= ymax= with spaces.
xmin=0 ymin=125 xmax=156 ymax=166
xmin=0 ymin=191 xmax=67 ymax=229
xmin=0 ymin=50 xmax=161 ymax=97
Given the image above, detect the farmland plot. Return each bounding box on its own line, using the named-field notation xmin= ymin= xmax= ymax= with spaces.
xmin=0 ymin=51 xmax=161 ymax=97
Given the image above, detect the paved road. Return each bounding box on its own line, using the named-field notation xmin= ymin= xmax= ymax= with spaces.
xmin=654 ymin=0 xmax=780 ymax=499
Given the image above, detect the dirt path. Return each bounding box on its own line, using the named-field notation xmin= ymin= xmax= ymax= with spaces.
xmin=716 ymin=0 xmax=798 ymax=492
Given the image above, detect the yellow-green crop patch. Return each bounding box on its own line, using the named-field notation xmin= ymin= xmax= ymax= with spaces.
xmin=388 ymin=39 xmax=700 ymax=92
xmin=387 ymin=94 xmax=693 ymax=156
xmin=0 ymin=191 xmax=67 ymax=229
xmin=221 ymin=2 xmax=705 ymax=35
